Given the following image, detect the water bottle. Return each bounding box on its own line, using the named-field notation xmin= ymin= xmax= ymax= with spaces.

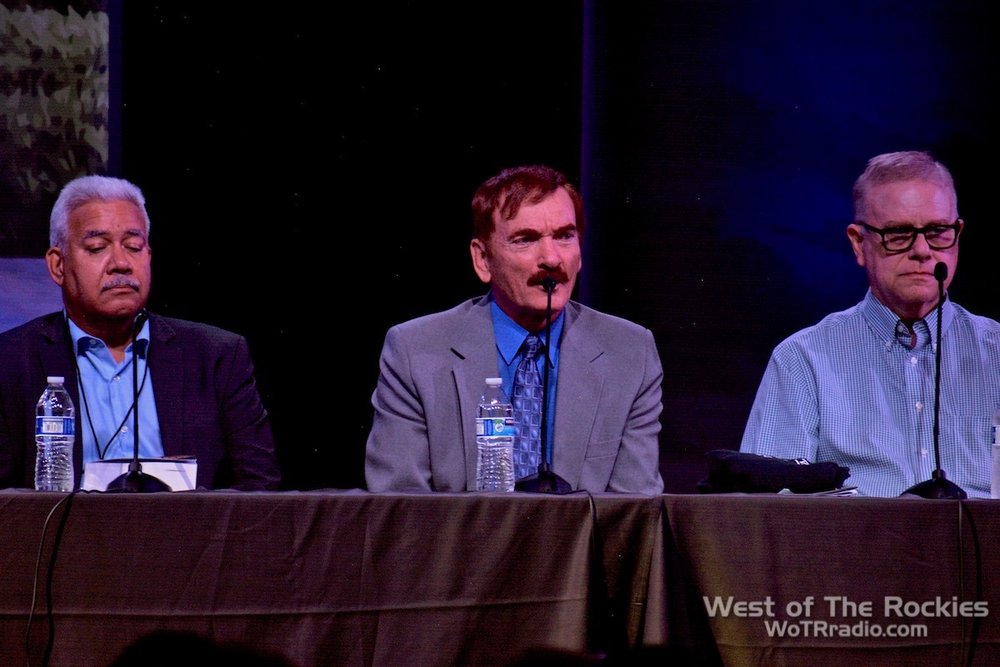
xmin=476 ymin=377 xmax=515 ymax=492
xmin=35 ymin=376 xmax=75 ymax=492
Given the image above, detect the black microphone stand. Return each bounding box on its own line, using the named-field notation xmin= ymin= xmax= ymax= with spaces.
xmin=516 ymin=278 xmax=572 ymax=494
xmin=901 ymin=262 xmax=966 ymax=499
xmin=105 ymin=311 xmax=171 ymax=493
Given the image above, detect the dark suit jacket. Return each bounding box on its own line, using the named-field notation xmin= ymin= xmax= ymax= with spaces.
xmin=365 ymin=296 xmax=664 ymax=493
xmin=0 ymin=312 xmax=280 ymax=490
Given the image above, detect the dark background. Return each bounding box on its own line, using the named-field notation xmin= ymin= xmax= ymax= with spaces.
xmin=112 ymin=2 xmax=1000 ymax=492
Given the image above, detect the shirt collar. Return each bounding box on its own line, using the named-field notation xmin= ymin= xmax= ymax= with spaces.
xmin=489 ymin=294 xmax=564 ymax=367
xmin=860 ymin=289 xmax=954 ymax=350
xmin=66 ymin=312 xmax=151 ymax=358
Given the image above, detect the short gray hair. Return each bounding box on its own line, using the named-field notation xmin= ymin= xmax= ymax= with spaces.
xmin=50 ymin=175 xmax=151 ymax=249
xmin=852 ymin=151 xmax=957 ymax=221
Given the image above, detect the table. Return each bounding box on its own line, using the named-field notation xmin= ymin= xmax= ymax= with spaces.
xmin=0 ymin=490 xmax=661 ymax=667
xmin=657 ymin=494 xmax=1000 ymax=666
xmin=2 ymin=491 xmax=1000 ymax=666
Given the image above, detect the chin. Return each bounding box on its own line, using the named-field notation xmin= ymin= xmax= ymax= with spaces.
xmin=531 ymin=294 xmax=562 ymax=311
xmin=102 ymin=305 xmax=144 ymax=319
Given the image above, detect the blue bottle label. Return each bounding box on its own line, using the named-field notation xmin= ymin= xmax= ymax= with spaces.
xmin=476 ymin=417 xmax=515 ymax=437
xmin=36 ymin=416 xmax=74 ymax=436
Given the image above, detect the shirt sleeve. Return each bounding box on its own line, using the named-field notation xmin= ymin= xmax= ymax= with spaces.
xmin=739 ymin=343 xmax=821 ymax=462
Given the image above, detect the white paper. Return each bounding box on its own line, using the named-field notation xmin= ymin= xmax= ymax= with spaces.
xmin=81 ymin=457 xmax=198 ymax=492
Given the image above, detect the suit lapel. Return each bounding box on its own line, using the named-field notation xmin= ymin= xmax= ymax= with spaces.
xmin=552 ymin=304 xmax=602 ymax=487
xmin=449 ymin=298 xmax=500 ymax=489
xmin=38 ymin=314 xmax=79 ymax=405
xmin=147 ymin=316 xmax=183 ymax=456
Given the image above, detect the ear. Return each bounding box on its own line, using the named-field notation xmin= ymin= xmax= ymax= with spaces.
xmin=470 ymin=237 xmax=492 ymax=284
xmin=846 ymin=223 xmax=866 ymax=267
xmin=45 ymin=247 xmax=65 ymax=286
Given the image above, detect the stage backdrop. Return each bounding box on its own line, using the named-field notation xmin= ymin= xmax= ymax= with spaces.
xmin=0 ymin=0 xmax=113 ymax=256
xmin=0 ymin=2 xmax=111 ymax=329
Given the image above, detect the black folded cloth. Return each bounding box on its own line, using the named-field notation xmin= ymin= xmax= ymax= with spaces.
xmin=697 ymin=449 xmax=851 ymax=494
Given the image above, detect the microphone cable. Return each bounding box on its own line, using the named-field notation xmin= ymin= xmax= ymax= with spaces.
xmin=25 ymin=489 xmax=80 ymax=667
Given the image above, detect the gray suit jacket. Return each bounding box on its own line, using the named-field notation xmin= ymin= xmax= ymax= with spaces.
xmin=365 ymin=296 xmax=663 ymax=493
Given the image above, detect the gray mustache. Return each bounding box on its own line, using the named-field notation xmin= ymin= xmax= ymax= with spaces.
xmin=101 ymin=277 xmax=140 ymax=291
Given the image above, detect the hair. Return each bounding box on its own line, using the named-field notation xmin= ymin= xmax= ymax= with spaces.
xmin=50 ymin=175 xmax=151 ymax=249
xmin=852 ymin=151 xmax=957 ymax=221
xmin=471 ymin=164 xmax=585 ymax=242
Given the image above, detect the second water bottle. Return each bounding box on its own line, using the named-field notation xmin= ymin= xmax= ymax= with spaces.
xmin=476 ymin=377 xmax=515 ymax=492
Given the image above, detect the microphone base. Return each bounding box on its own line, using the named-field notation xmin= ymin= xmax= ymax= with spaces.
xmin=104 ymin=470 xmax=172 ymax=493
xmin=515 ymin=468 xmax=573 ymax=495
xmin=900 ymin=475 xmax=967 ymax=500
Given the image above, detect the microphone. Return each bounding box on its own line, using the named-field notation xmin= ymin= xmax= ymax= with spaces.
xmin=105 ymin=310 xmax=171 ymax=493
xmin=934 ymin=261 xmax=948 ymax=284
xmin=901 ymin=262 xmax=967 ymax=499
xmin=515 ymin=277 xmax=572 ymax=494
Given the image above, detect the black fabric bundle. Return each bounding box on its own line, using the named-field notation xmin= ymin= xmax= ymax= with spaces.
xmin=697 ymin=449 xmax=851 ymax=494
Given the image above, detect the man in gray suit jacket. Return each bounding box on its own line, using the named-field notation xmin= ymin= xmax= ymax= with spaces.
xmin=365 ymin=165 xmax=663 ymax=493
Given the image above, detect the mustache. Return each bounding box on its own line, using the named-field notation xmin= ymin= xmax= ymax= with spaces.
xmin=101 ymin=276 xmax=140 ymax=291
xmin=528 ymin=270 xmax=569 ymax=287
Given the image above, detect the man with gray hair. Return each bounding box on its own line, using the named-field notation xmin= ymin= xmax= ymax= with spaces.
xmin=0 ymin=175 xmax=280 ymax=490
xmin=740 ymin=150 xmax=1000 ymax=497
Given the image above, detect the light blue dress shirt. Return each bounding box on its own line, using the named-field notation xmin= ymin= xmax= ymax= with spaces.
xmin=740 ymin=290 xmax=1000 ymax=497
xmin=490 ymin=298 xmax=563 ymax=465
xmin=67 ymin=317 xmax=164 ymax=466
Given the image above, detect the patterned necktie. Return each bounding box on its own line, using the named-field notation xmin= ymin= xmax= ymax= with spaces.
xmin=512 ymin=334 xmax=543 ymax=479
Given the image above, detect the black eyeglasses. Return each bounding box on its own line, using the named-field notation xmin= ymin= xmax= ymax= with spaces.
xmin=855 ymin=220 xmax=962 ymax=253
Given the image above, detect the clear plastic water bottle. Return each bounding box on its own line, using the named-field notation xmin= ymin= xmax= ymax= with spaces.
xmin=35 ymin=376 xmax=75 ymax=492
xmin=476 ymin=377 xmax=515 ymax=492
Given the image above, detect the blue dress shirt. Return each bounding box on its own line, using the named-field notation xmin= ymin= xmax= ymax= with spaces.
xmin=67 ymin=317 xmax=165 ymax=466
xmin=740 ymin=290 xmax=1000 ymax=497
xmin=490 ymin=298 xmax=563 ymax=465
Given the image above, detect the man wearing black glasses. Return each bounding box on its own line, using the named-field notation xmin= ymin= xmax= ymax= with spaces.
xmin=740 ymin=150 xmax=1000 ymax=497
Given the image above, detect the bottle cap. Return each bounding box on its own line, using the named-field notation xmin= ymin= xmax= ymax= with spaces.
xmin=46 ymin=376 xmax=65 ymax=384
xmin=485 ymin=377 xmax=502 ymax=387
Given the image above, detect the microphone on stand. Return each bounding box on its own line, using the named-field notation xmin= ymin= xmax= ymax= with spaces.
xmin=901 ymin=262 xmax=967 ymax=499
xmin=105 ymin=310 xmax=171 ymax=493
xmin=515 ymin=276 xmax=572 ymax=494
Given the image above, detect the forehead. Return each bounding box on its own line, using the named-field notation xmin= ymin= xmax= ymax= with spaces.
xmin=68 ymin=199 xmax=146 ymax=233
xmin=494 ymin=187 xmax=576 ymax=232
xmin=864 ymin=179 xmax=956 ymax=222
